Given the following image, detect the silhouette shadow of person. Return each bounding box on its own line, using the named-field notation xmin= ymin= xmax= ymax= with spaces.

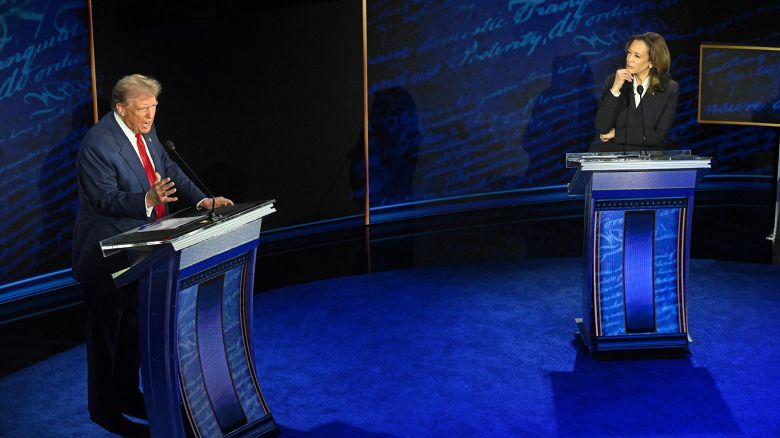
xmin=348 ymin=86 xmax=422 ymax=272
xmin=350 ymin=86 xmax=421 ymax=209
xmin=521 ymin=54 xmax=597 ymax=186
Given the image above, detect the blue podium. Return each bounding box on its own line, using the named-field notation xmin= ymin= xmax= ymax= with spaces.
xmin=101 ymin=201 xmax=278 ymax=437
xmin=567 ymin=151 xmax=711 ymax=351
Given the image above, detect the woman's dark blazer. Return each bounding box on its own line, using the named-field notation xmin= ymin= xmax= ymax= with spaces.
xmin=594 ymin=73 xmax=679 ymax=151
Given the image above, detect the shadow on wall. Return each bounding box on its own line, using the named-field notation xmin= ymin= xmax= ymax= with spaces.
xmin=521 ymin=54 xmax=597 ymax=186
xmin=350 ymin=86 xmax=421 ymax=209
xmin=38 ymin=99 xmax=94 ymax=280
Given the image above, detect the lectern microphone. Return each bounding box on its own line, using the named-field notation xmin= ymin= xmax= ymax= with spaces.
xmin=636 ymin=84 xmax=647 ymax=156
xmin=163 ymin=140 xmax=221 ymax=221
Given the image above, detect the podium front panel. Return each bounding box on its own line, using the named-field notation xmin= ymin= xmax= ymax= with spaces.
xmin=592 ymin=203 xmax=686 ymax=338
xmin=126 ymin=202 xmax=280 ymax=437
xmin=177 ymin=250 xmax=272 ymax=436
xmin=140 ymin=240 xmax=278 ymax=438
xmin=566 ymin=154 xmax=708 ymax=351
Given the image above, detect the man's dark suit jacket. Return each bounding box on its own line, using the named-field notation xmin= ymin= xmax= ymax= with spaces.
xmin=594 ymin=73 xmax=679 ymax=151
xmin=72 ymin=112 xmax=206 ymax=285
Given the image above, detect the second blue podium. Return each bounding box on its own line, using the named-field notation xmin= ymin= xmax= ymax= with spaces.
xmin=567 ymin=151 xmax=711 ymax=351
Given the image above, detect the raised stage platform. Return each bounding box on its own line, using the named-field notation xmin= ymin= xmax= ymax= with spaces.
xmin=2 ymin=256 xmax=779 ymax=436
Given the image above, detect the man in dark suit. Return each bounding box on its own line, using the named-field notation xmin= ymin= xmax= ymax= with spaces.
xmin=72 ymin=74 xmax=232 ymax=436
xmin=595 ymin=32 xmax=679 ymax=152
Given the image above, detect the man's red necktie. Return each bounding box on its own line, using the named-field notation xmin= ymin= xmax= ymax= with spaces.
xmin=135 ymin=133 xmax=165 ymax=219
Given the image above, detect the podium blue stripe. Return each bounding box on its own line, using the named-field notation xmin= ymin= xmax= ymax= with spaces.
xmin=196 ymin=276 xmax=247 ymax=432
xmin=623 ymin=211 xmax=656 ymax=333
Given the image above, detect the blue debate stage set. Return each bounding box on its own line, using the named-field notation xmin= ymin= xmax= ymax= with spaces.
xmin=568 ymin=151 xmax=711 ymax=351
xmin=100 ymin=201 xmax=279 ymax=437
xmin=91 ymin=152 xmax=712 ymax=436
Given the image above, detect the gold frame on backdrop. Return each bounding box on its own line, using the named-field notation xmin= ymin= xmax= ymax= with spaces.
xmin=87 ymin=0 xmax=98 ymax=124
xmin=698 ymin=43 xmax=780 ymax=128
xmin=362 ymin=0 xmax=370 ymax=226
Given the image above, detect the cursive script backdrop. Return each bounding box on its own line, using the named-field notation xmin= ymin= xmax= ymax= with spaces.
xmin=365 ymin=0 xmax=780 ymax=209
xmin=0 ymin=1 xmax=92 ymax=285
xmin=4 ymin=1 xmax=780 ymax=288
xmin=699 ymin=45 xmax=780 ymax=127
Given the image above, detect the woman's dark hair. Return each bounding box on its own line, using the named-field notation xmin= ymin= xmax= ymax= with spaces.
xmin=626 ymin=32 xmax=671 ymax=93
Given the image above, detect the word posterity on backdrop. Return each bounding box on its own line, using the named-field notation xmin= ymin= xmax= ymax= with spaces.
xmin=365 ymin=0 xmax=780 ymax=208
xmin=0 ymin=1 xmax=92 ymax=285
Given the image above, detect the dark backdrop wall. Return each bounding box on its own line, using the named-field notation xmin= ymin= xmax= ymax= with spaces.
xmin=0 ymin=1 xmax=92 ymax=285
xmin=4 ymin=0 xmax=780 ymax=289
xmin=90 ymin=1 xmax=365 ymax=230
xmin=365 ymin=0 xmax=780 ymax=208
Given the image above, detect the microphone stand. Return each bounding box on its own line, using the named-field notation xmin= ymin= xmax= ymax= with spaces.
xmin=163 ymin=140 xmax=222 ymax=222
xmin=637 ymin=83 xmax=647 ymax=156
xmin=623 ymin=80 xmax=630 ymax=156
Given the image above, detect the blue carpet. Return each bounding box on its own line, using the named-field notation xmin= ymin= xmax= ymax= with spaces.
xmin=1 ymin=258 xmax=779 ymax=436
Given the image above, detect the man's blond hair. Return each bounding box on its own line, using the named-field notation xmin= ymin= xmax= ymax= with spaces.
xmin=111 ymin=74 xmax=162 ymax=109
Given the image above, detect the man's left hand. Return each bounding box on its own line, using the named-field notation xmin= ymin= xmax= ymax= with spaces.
xmin=199 ymin=196 xmax=234 ymax=210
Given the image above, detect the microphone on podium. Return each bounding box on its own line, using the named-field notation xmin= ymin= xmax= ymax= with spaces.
xmin=163 ymin=140 xmax=221 ymax=221
xmin=636 ymin=84 xmax=647 ymax=155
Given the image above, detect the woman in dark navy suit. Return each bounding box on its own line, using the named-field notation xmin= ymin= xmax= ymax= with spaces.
xmin=595 ymin=32 xmax=678 ymax=152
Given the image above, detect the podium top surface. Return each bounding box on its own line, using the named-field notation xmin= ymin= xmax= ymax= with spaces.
xmin=100 ymin=200 xmax=275 ymax=256
xmin=566 ymin=150 xmax=711 ymax=171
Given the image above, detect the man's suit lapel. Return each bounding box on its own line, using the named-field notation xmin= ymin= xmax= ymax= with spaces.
xmin=109 ymin=116 xmax=151 ymax=191
xmin=143 ymin=134 xmax=162 ymax=171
